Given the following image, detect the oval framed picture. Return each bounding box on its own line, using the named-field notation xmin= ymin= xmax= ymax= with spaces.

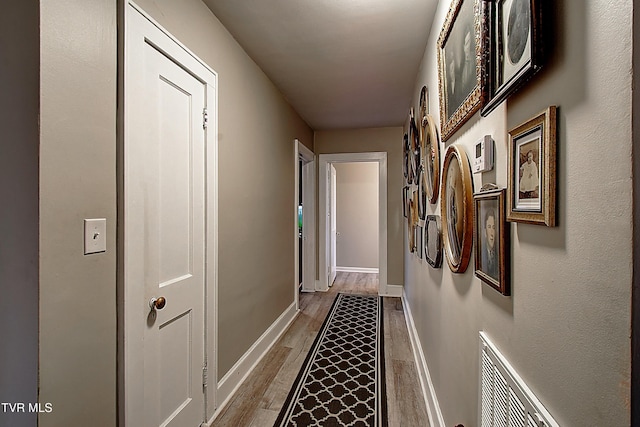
xmin=423 ymin=114 xmax=441 ymax=204
xmin=441 ymin=144 xmax=474 ymax=273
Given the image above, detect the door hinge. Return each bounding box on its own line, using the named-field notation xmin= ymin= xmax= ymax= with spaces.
xmin=202 ymin=363 xmax=208 ymax=390
xmin=202 ymin=108 xmax=209 ymax=129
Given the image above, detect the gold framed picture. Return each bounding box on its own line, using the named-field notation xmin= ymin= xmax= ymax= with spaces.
xmin=441 ymin=144 xmax=474 ymax=273
xmin=507 ymin=106 xmax=557 ymax=226
xmin=419 ymin=86 xmax=441 ymax=204
xmin=474 ymin=188 xmax=510 ymax=295
xmin=437 ymin=0 xmax=488 ymax=141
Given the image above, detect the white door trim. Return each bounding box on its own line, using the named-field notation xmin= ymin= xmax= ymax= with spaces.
xmin=295 ymin=139 xmax=316 ymax=296
xmin=318 ymin=152 xmax=388 ymax=294
xmin=122 ymin=2 xmax=219 ymax=424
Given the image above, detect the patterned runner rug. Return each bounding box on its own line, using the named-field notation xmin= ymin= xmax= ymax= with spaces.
xmin=274 ymin=293 xmax=386 ymax=426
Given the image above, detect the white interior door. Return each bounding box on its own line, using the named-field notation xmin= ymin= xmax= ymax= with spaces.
xmin=329 ymin=164 xmax=337 ymax=286
xmin=126 ymin=7 xmax=212 ymax=427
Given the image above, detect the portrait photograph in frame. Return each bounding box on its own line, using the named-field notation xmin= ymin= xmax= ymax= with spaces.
xmin=507 ymin=106 xmax=557 ymax=226
xmin=441 ymin=144 xmax=474 ymax=273
xmin=437 ymin=0 xmax=488 ymax=141
xmin=474 ymin=188 xmax=510 ymax=295
xmin=416 ymin=225 xmax=424 ymax=260
xmin=403 ymin=132 xmax=409 ymax=183
xmin=403 ymin=185 xmax=409 ymax=218
xmin=425 ymin=215 xmax=443 ymax=268
xmin=481 ymin=0 xmax=544 ymax=116
xmin=419 ymin=86 xmax=441 ymax=204
xmin=418 ymin=166 xmax=427 ymax=220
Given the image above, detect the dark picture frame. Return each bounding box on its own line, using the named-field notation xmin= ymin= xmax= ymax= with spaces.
xmin=403 ymin=132 xmax=409 ymax=183
xmin=441 ymin=144 xmax=474 ymax=273
xmin=481 ymin=0 xmax=544 ymax=116
xmin=437 ymin=0 xmax=488 ymax=141
xmin=507 ymin=106 xmax=557 ymax=226
xmin=416 ymin=225 xmax=424 ymax=260
xmin=418 ymin=166 xmax=427 ymax=220
xmin=419 ymin=86 xmax=441 ymax=204
xmin=403 ymin=185 xmax=409 ymax=218
xmin=425 ymin=215 xmax=443 ymax=268
xmin=474 ymin=188 xmax=510 ymax=295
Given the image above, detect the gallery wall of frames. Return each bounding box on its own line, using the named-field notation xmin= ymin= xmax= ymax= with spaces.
xmin=403 ymin=0 xmax=553 ymax=296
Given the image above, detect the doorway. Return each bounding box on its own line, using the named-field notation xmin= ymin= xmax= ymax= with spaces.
xmin=122 ymin=4 xmax=218 ymax=426
xmin=295 ymin=139 xmax=316 ymax=296
xmin=318 ymin=152 xmax=390 ymax=295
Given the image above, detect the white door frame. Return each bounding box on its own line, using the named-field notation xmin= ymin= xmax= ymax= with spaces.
xmin=318 ymin=152 xmax=389 ymax=294
xmin=122 ymin=2 xmax=219 ymax=425
xmin=294 ymin=139 xmax=316 ymax=298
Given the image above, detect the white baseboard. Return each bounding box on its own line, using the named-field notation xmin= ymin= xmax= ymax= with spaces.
xmin=209 ymin=301 xmax=299 ymax=424
xmin=401 ymin=291 xmax=445 ymax=427
xmin=336 ymin=266 xmax=379 ymax=274
xmin=380 ymin=284 xmax=403 ymax=297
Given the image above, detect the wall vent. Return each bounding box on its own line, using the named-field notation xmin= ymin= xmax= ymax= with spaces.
xmin=479 ymin=332 xmax=559 ymax=427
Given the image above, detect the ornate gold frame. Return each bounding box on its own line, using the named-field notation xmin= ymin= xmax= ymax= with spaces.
xmin=437 ymin=0 xmax=488 ymax=141
xmin=441 ymin=144 xmax=474 ymax=273
xmin=507 ymin=106 xmax=557 ymax=226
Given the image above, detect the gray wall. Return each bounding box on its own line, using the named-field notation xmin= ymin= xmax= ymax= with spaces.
xmin=0 ymin=3 xmax=39 ymax=427
xmin=132 ymin=0 xmax=314 ymax=381
xmin=315 ymin=127 xmax=404 ymax=286
xmin=405 ymin=0 xmax=632 ymax=425
xmin=334 ymin=162 xmax=379 ymax=270
xmin=38 ymin=1 xmax=118 ymax=426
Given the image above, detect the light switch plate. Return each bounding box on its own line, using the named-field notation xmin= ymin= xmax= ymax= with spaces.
xmin=84 ymin=218 xmax=106 ymax=254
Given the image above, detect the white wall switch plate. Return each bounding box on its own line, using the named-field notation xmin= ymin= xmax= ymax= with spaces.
xmin=84 ymin=218 xmax=106 ymax=254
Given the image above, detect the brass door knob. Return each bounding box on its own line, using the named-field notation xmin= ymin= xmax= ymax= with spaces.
xmin=149 ymin=296 xmax=166 ymax=310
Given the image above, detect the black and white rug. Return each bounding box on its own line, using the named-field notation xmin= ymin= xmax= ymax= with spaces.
xmin=275 ymin=293 xmax=386 ymax=426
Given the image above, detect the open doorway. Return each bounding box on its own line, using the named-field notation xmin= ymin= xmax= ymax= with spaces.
xmin=294 ymin=139 xmax=316 ymax=300
xmin=319 ymin=152 xmax=391 ymax=296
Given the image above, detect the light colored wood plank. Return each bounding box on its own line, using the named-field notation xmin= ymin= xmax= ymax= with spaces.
xmin=211 ymin=272 xmax=429 ymax=426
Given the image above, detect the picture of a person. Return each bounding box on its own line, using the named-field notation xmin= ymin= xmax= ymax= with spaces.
xmin=481 ymin=207 xmax=499 ymax=280
xmin=519 ymin=149 xmax=538 ymax=198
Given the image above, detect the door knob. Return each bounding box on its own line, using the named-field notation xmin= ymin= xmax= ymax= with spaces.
xmin=149 ymin=296 xmax=166 ymax=310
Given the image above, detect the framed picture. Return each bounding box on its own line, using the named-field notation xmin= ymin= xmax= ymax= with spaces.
xmin=419 ymin=87 xmax=441 ymax=205
xmin=481 ymin=0 xmax=544 ymax=116
xmin=474 ymin=188 xmax=510 ymax=295
xmin=403 ymin=185 xmax=409 ymax=218
xmin=416 ymin=225 xmax=424 ymax=259
xmin=403 ymin=133 xmax=409 ymax=183
xmin=418 ymin=166 xmax=427 ymax=221
xmin=425 ymin=215 xmax=443 ymax=268
xmin=507 ymin=106 xmax=557 ymax=226
xmin=441 ymin=144 xmax=474 ymax=273
xmin=408 ymin=196 xmax=415 ymax=252
xmin=437 ymin=0 xmax=488 ymax=141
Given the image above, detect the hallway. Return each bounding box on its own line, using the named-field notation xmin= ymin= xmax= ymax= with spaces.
xmin=211 ymin=272 xmax=429 ymax=426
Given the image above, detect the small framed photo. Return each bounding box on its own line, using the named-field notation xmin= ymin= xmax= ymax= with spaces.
xmin=437 ymin=0 xmax=488 ymax=141
xmin=441 ymin=144 xmax=474 ymax=273
xmin=507 ymin=106 xmax=557 ymax=226
xmin=418 ymin=166 xmax=427 ymax=220
xmin=474 ymin=188 xmax=510 ymax=295
xmin=403 ymin=133 xmax=410 ymax=183
xmin=416 ymin=225 xmax=424 ymax=259
xmin=481 ymin=0 xmax=544 ymax=116
xmin=425 ymin=215 xmax=443 ymax=268
xmin=403 ymin=186 xmax=410 ymax=218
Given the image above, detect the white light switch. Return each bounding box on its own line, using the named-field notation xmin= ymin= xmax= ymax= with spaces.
xmin=84 ymin=218 xmax=106 ymax=255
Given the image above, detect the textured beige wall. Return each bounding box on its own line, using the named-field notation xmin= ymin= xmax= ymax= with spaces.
xmin=0 ymin=3 xmax=39 ymax=427
xmin=39 ymin=0 xmax=118 ymax=426
xmin=315 ymin=127 xmax=404 ymax=286
xmin=405 ymin=0 xmax=632 ymax=425
xmin=133 ymin=0 xmax=314 ymax=380
xmin=334 ymin=162 xmax=379 ymax=269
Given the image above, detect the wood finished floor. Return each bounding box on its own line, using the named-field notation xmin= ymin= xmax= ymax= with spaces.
xmin=211 ymin=272 xmax=429 ymax=427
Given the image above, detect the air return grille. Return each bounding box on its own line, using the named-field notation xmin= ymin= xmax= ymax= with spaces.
xmin=479 ymin=332 xmax=558 ymax=427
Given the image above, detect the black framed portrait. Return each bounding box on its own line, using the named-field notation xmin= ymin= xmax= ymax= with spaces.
xmin=425 ymin=215 xmax=443 ymax=268
xmin=474 ymin=188 xmax=510 ymax=295
xmin=481 ymin=0 xmax=545 ymax=116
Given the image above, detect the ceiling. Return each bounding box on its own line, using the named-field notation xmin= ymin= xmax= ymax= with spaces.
xmin=203 ymin=0 xmax=440 ymax=130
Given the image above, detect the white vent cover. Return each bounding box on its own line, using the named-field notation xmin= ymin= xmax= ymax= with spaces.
xmin=479 ymin=332 xmax=559 ymax=427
